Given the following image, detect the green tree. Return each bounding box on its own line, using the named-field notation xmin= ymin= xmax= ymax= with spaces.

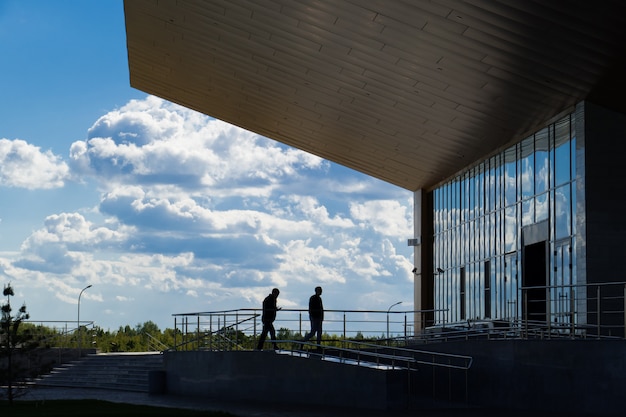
xmin=161 ymin=327 xmax=180 ymax=348
xmin=137 ymin=320 xmax=160 ymax=335
xmin=89 ymin=321 xmax=175 ymax=353
xmin=0 ymin=283 xmax=30 ymax=404
xmin=276 ymin=327 xmax=294 ymax=341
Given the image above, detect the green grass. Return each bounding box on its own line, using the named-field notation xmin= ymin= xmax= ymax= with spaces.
xmin=0 ymin=400 xmax=236 ymax=416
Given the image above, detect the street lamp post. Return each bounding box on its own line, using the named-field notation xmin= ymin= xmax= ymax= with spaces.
xmin=77 ymin=284 xmax=92 ymax=357
xmin=387 ymin=301 xmax=403 ymax=343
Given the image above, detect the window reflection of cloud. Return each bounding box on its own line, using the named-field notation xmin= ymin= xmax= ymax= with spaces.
xmin=536 ymin=193 xmax=549 ymax=222
xmin=520 ymin=156 xmax=534 ymax=198
xmin=555 ymin=185 xmax=571 ymax=239
xmin=535 ymin=154 xmax=549 ymax=193
xmin=430 ymin=114 xmax=575 ymax=324
xmin=522 ymin=199 xmax=534 ymax=226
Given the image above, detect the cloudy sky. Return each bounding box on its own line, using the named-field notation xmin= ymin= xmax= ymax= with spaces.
xmin=0 ymin=1 xmax=414 ymax=333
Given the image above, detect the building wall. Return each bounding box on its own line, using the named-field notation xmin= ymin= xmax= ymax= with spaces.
xmin=428 ymin=111 xmax=577 ymax=326
xmin=415 ymin=339 xmax=626 ymax=417
xmin=581 ymin=101 xmax=626 ymax=336
xmin=420 ymin=101 xmax=626 ymax=336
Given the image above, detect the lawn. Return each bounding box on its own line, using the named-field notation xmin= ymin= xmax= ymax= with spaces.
xmin=0 ymin=399 xmax=236 ymax=417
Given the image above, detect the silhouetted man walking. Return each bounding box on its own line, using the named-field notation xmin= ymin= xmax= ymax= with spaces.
xmin=256 ymin=288 xmax=281 ymax=350
xmin=302 ymin=286 xmax=324 ymax=347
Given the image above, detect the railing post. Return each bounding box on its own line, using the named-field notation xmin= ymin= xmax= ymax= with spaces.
xmin=223 ymin=311 xmax=227 ymax=350
xmin=185 ymin=316 xmax=188 ymax=350
xmin=197 ymin=316 xmax=200 ymax=351
xmin=343 ymin=312 xmax=346 ymax=340
xmin=209 ymin=314 xmax=213 ymax=350
xmin=404 ymin=313 xmax=407 ymax=341
xmin=448 ymin=357 xmax=452 ymax=401
xmin=597 ymin=286 xmax=601 ymax=338
xmin=432 ymin=355 xmax=436 ymax=399
xmin=465 ymin=366 xmax=469 ymax=404
xmin=570 ymin=284 xmax=575 ymax=337
xmin=523 ymin=290 xmax=528 ymax=338
xmin=546 ymin=289 xmax=551 ymax=337
xmin=235 ymin=311 xmax=239 ymax=349
xmin=386 ymin=312 xmax=390 ymax=346
xmin=174 ymin=317 xmax=177 ymax=351
xmin=253 ymin=311 xmax=257 ymax=345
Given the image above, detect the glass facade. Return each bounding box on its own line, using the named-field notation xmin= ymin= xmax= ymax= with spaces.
xmin=432 ymin=114 xmax=576 ymax=325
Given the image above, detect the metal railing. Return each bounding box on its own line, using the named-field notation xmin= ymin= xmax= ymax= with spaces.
xmin=170 ymin=308 xmax=473 ymax=403
xmin=419 ymin=281 xmax=626 ymax=341
xmin=318 ymin=339 xmax=472 ymax=370
xmin=171 ymin=281 xmax=626 ymax=354
xmin=520 ymin=281 xmax=626 ymax=339
xmin=279 ymin=340 xmax=419 ymax=370
xmin=19 ymin=320 xmax=96 ymax=349
xmin=169 ymin=308 xmax=476 ymax=371
xmin=171 ymin=281 xmax=626 ymax=352
xmin=143 ymin=332 xmax=170 ymax=352
xmin=171 ymin=308 xmax=421 ymax=351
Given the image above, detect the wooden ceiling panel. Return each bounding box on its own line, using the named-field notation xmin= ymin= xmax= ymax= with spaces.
xmin=125 ymin=0 xmax=626 ymax=191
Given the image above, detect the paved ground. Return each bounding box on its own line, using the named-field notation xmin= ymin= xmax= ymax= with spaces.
xmin=14 ymin=386 xmax=590 ymax=417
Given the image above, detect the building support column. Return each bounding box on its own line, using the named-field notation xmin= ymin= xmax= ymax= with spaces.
xmin=413 ymin=189 xmax=434 ymax=332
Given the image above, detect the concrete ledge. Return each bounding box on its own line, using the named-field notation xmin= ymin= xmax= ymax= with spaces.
xmin=410 ymin=339 xmax=626 ymax=416
xmin=163 ymin=350 xmax=408 ymax=410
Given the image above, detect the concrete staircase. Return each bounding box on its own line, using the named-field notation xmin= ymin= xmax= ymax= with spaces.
xmin=33 ymin=352 xmax=164 ymax=392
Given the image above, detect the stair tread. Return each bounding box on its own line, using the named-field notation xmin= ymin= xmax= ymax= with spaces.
xmin=32 ymin=352 xmax=163 ymax=392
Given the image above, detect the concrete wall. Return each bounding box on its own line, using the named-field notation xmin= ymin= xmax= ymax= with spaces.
xmin=163 ymin=350 xmax=408 ymax=410
xmin=161 ymin=339 xmax=626 ymax=416
xmin=414 ymin=339 xmax=626 ymax=416
xmin=578 ymin=101 xmax=626 ymax=336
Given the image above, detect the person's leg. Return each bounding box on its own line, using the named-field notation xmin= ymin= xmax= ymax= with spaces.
xmin=257 ymin=324 xmax=269 ymax=350
xmin=302 ymin=318 xmax=315 ymax=342
xmin=269 ymin=323 xmax=278 ymax=349
xmin=313 ymin=319 xmax=322 ymax=345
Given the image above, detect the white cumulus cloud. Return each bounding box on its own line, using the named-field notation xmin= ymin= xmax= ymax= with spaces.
xmin=1 ymin=96 xmax=414 ymax=330
xmin=0 ymin=138 xmax=69 ymax=189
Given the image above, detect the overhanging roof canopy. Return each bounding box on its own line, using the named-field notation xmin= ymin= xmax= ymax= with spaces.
xmin=124 ymin=0 xmax=626 ymax=191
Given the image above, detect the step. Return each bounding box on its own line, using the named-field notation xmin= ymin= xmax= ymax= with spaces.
xmin=32 ymin=352 xmax=163 ymax=392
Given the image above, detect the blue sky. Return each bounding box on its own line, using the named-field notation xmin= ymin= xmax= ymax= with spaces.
xmin=0 ymin=1 xmax=414 ymax=332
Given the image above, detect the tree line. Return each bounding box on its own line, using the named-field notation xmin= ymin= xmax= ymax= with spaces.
xmin=2 ymin=282 xmax=388 ymax=401
xmin=11 ymin=320 xmax=180 ymax=353
xmin=11 ymin=320 xmax=379 ymax=353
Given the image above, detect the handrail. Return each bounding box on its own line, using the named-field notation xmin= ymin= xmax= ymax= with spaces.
xmin=143 ymin=331 xmax=170 ymax=352
xmin=173 ymin=308 xmax=428 ymax=342
xmin=519 ymin=281 xmax=626 ymax=339
xmin=280 ymin=339 xmax=420 ymax=371
xmin=171 ymin=308 xmax=473 ymax=403
xmin=171 ymin=280 xmax=626 ymax=354
xmin=170 ymin=308 xmax=471 ymax=365
xmin=336 ymin=339 xmax=473 ymax=370
xmin=20 ymin=320 xmax=96 ymax=349
xmin=170 ymin=312 xmax=260 ymax=351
